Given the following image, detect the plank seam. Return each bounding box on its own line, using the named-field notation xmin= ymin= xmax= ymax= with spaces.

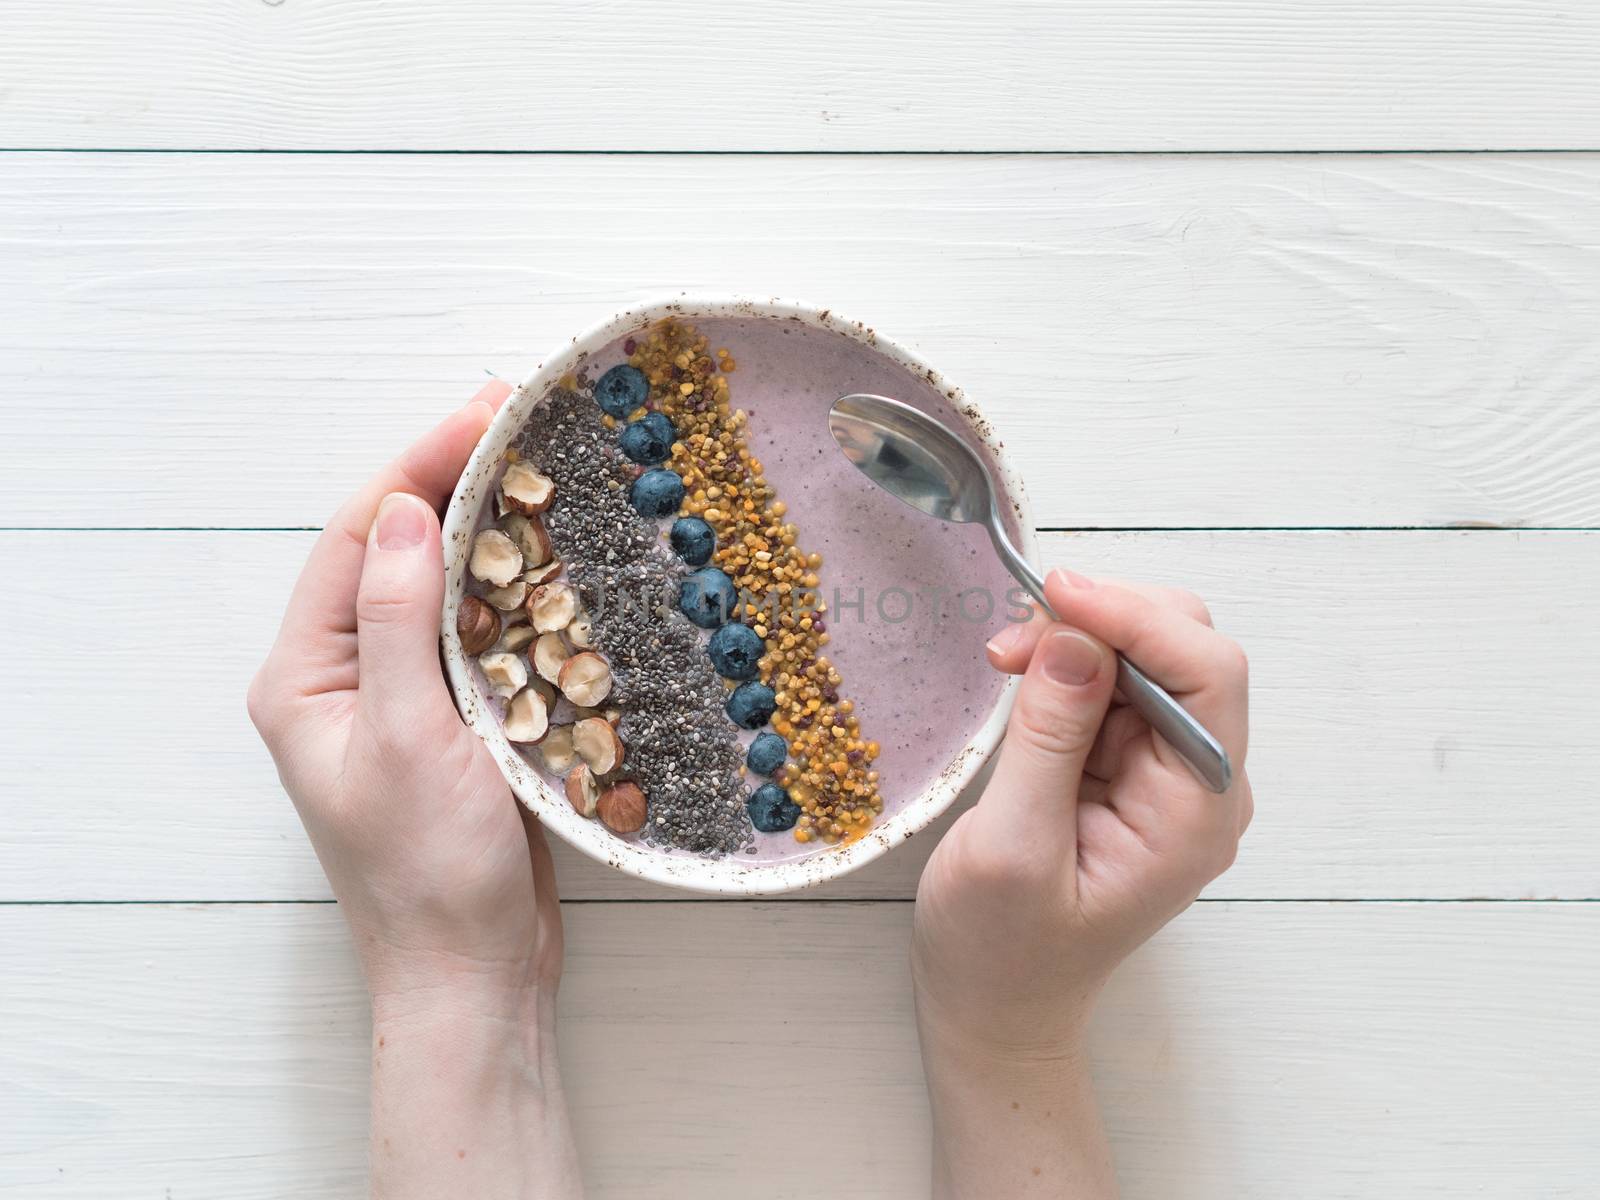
xmin=2 ymin=898 xmax=1594 ymax=907
xmin=4 ymin=148 xmax=1600 ymax=157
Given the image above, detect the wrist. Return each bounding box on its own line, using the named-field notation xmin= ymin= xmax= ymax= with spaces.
xmin=911 ymin=966 xmax=1098 ymax=1072
xmin=359 ymin=919 xmax=557 ymax=1028
xmin=915 ymin=1000 xmax=1093 ymax=1091
xmin=370 ymin=975 xmax=559 ymax=1113
xmin=915 ymin=1002 xmax=1114 ymax=1200
xmin=368 ymin=978 xmax=579 ymax=1199
xmin=372 ymin=986 xmax=551 ymax=1052
xmin=369 ymin=962 xmax=550 ymax=1032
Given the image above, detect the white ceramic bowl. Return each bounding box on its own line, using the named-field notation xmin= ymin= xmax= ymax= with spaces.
xmin=441 ymin=296 xmax=1033 ymax=895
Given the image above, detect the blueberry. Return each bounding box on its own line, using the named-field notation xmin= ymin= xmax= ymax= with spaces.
xmin=708 ymin=622 xmax=763 ymax=680
xmin=595 ymin=364 xmax=649 ymax=417
xmin=747 ymin=783 xmax=801 ymax=833
xmin=746 ymin=731 xmax=787 ymax=776
xmin=619 ymin=412 xmax=675 ymax=465
xmin=678 ymin=567 xmax=737 ymax=628
xmin=630 ymin=468 xmax=684 ymax=518
xmin=725 ymin=681 xmax=776 ymax=729
xmin=669 ymin=516 xmax=716 ymax=566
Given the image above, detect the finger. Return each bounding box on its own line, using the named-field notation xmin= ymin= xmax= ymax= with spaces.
xmin=985 ymin=580 xmax=1213 ymax=675
xmin=1236 ymin=780 xmax=1255 ymax=838
xmin=1168 ymin=586 xmax=1214 ymax=628
xmin=353 ymin=491 xmax=456 ymax=733
xmin=975 ymin=625 xmax=1115 ymax=857
xmin=1075 ymin=790 xmax=1148 ymax=872
xmin=984 ymin=602 xmax=1052 ymax=672
xmin=1045 ymin=571 xmax=1250 ymax=881
xmin=1083 ymin=705 xmax=1152 ymax=782
xmin=1043 ymin=569 xmax=1248 ymax=759
xmin=271 ymin=381 xmax=510 ymax=679
xmin=1093 ymin=579 xmax=1213 ymax=628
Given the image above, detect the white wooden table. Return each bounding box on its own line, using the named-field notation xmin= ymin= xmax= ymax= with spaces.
xmin=3 ymin=4 xmax=1599 ymax=1196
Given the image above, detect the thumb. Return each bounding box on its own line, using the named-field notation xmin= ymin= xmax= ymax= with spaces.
xmin=982 ymin=626 xmax=1116 ymax=846
xmin=354 ymin=491 xmax=454 ymax=731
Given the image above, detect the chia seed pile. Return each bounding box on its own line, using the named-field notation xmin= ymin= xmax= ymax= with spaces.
xmin=515 ymin=389 xmax=752 ymax=854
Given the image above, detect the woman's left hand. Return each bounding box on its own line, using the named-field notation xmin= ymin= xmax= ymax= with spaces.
xmin=248 ymin=381 xmax=579 ymax=1198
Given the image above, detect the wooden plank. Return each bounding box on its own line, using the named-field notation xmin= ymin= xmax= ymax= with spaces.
xmin=1 ymin=902 xmax=1594 ymax=1197
xmin=3 ymin=2 xmax=1599 ymax=151
xmin=3 ymin=529 xmax=1596 ymax=902
xmin=3 ymin=155 xmax=1600 ymax=529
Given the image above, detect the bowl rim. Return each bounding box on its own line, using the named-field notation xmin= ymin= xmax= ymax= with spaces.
xmin=441 ymin=295 xmax=1034 ymax=895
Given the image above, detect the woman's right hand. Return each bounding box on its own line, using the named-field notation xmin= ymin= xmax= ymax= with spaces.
xmin=911 ymin=570 xmax=1252 ymax=1197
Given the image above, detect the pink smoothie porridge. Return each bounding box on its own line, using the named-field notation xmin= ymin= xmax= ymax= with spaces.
xmin=457 ymin=316 xmax=1021 ymax=864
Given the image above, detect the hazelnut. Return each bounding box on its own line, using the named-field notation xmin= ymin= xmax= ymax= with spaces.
xmin=502 ymin=514 xmax=553 ymax=568
xmin=540 ymin=724 xmax=577 ymax=774
xmin=503 ymin=688 xmax=550 ymax=744
xmin=501 ymin=461 xmax=555 ymax=515
xmin=557 ymin=651 xmax=613 ymax=707
xmin=492 ymin=623 xmax=537 ymax=654
xmin=533 ymin=632 xmax=572 ymax=685
xmin=469 ymin=529 xmax=523 ymax=586
xmin=572 ymin=716 xmax=624 ymax=774
xmin=457 ymin=595 xmax=501 ymax=654
xmin=596 ymin=781 xmax=647 ymax=834
xmin=523 ymin=560 xmax=564 ymax=587
xmin=566 ymin=613 xmax=594 ymax=648
xmin=484 ymin=579 xmax=529 ymax=612
xmin=478 ymin=651 xmax=528 ymax=698
xmin=565 ymin=763 xmax=600 ymax=818
xmin=528 ymin=581 xmax=579 ymax=633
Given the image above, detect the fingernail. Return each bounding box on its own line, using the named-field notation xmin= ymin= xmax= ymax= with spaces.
xmin=1040 ymin=630 xmax=1104 ymax=687
xmin=986 ymin=620 xmax=1028 ymax=657
xmin=464 ymin=382 xmax=505 ymax=425
xmin=373 ymin=492 xmax=429 ymax=551
xmin=466 ymin=378 xmax=509 ymax=411
xmin=1050 ymin=568 xmax=1095 ymax=590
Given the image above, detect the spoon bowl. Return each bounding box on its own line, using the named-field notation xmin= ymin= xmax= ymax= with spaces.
xmin=829 ymin=392 xmax=996 ymax=525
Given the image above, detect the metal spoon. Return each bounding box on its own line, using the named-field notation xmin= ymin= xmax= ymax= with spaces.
xmin=828 ymin=393 xmax=1232 ymax=793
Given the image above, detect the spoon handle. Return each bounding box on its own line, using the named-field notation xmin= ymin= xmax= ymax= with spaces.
xmin=987 ymin=527 xmax=1233 ymax=794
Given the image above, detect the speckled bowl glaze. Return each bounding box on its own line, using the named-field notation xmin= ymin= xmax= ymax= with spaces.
xmin=441 ymin=297 xmax=1033 ymax=895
